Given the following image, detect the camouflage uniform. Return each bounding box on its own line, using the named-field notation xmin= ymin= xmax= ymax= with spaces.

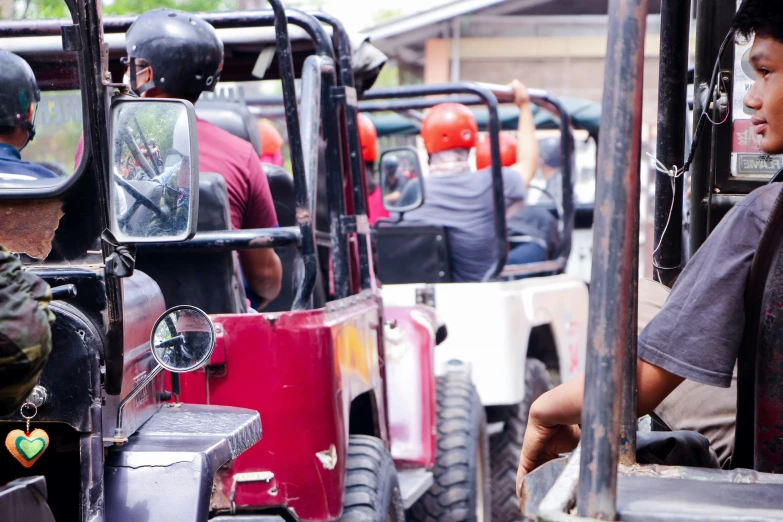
xmin=147 ymin=162 xmax=190 ymax=237
xmin=0 ymin=245 xmax=54 ymax=417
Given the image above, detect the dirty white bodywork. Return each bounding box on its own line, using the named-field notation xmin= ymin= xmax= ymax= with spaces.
xmin=381 ymin=274 xmax=589 ymax=407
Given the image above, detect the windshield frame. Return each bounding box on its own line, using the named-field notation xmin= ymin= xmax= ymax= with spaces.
xmin=0 ymin=1 xmax=92 ymax=200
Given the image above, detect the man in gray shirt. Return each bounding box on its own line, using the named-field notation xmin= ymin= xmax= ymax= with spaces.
xmin=402 ymin=80 xmax=539 ymax=282
xmin=516 ymin=0 xmax=783 ymax=485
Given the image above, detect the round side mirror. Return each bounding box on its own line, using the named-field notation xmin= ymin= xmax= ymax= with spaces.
xmin=150 ymin=305 xmax=216 ymax=372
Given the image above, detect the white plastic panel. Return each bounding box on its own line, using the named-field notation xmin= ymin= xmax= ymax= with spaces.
xmin=382 ymin=275 xmax=588 ymax=406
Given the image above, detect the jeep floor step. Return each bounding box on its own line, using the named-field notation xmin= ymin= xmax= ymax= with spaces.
xmin=105 ymin=404 xmax=261 ymax=522
xmin=397 ymin=469 xmax=434 ymax=510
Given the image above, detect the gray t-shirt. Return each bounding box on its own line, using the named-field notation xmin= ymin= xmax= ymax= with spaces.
xmin=638 ymin=183 xmax=782 ymax=387
xmin=402 ymin=167 xmax=526 ymax=282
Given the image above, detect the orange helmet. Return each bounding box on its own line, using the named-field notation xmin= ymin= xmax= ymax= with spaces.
xmin=421 ymin=103 xmax=478 ymax=154
xmin=475 ymin=133 xmax=518 ymax=170
xmin=358 ymin=113 xmax=378 ymax=163
xmin=258 ymin=119 xmax=284 ymax=155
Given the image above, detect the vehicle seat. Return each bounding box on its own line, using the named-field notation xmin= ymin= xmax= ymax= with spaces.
xmin=135 ymin=173 xmax=248 ymax=314
xmin=195 ymin=101 xmax=262 ymax=156
xmin=376 ymin=225 xmax=453 ymax=284
xmin=262 ymin=164 xmax=326 ymax=311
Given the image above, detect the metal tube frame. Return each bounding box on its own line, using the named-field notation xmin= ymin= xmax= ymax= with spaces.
xmin=575 ymin=0 xmax=647 ymax=518
xmin=364 ymin=82 xmax=508 ymax=281
xmin=361 ymin=83 xmax=576 ymax=272
xmin=314 ymin=12 xmax=374 ymax=292
xmin=652 ymin=0 xmax=691 ymax=287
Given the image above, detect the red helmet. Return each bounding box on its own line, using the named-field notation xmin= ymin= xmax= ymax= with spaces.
xmin=421 ymin=103 xmax=478 ymax=154
xmin=358 ymin=113 xmax=378 ymax=163
xmin=475 ymin=133 xmax=518 ymax=170
xmin=258 ymin=120 xmax=283 ymax=155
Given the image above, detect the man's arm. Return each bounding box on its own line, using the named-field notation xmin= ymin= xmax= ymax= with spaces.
xmin=0 ymin=245 xmax=54 ymax=416
xmin=242 ymin=156 xmax=284 ymax=309
xmin=508 ymin=80 xmax=539 ymax=188
xmin=239 ymin=249 xmax=282 ymax=309
xmin=516 ymin=359 xmax=684 ymax=481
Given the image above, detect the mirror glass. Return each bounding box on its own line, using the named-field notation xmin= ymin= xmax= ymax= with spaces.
xmin=110 ymin=100 xmax=196 ymax=242
xmin=151 ymin=306 xmax=216 ymax=373
xmin=381 ymin=147 xmax=424 ymax=213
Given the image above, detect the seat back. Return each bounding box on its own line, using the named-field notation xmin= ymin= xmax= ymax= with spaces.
xmin=136 ymin=173 xmax=247 ymax=314
xmin=376 ymin=225 xmax=453 ymax=284
xmin=195 ymin=101 xmax=262 ymax=156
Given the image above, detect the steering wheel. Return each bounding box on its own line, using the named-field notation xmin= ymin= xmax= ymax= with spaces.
xmin=115 ymin=173 xmax=167 ymax=226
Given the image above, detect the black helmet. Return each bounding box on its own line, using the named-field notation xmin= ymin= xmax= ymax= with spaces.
xmin=125 ymin=9 xmax=224 ymax=97
xmin=381 ymin=156 xmax=399 ymax=174
xmin=0 ymin=51 xmax=40 ymax=144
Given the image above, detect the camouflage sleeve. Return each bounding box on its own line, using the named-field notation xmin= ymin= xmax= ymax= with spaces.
xmin=0 ymin=245 xmax=54 ymax=417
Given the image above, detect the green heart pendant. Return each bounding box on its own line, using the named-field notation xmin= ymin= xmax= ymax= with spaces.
xmin=5 ymin=429 xmax=49 ymax=468
xmin=17 ymin=437 xmax=45 ymax=460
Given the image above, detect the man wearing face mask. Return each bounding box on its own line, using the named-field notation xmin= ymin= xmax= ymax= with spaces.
xmin=122 ymin=9 xmax=282 ymax=309
xmin=0 ymin=51 xmax=58 ymax=181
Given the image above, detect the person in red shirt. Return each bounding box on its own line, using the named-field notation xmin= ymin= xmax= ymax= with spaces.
xmin=357 ymin=113 xmax=389 ymax=224
xmin=123 ymin=8 xmax=282 ymax=308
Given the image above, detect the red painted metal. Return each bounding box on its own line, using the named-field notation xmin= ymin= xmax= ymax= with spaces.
xmin=384 ymin=305 xmax=438 ymax=470
xmin=178 ymin=291 xmax=386 ymax=521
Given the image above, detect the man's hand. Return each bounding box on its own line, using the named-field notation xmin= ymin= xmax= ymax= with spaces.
xmin=516 ymin=402 xmax=580 ymax=507
xmin=507 ymin=79 xmax=538 ymax=186
xmin=508 ymin=79 xmax=531 ymax=107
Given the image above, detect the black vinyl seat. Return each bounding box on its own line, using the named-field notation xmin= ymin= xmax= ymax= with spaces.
xmin=195 ymin=101 xmax=262 ymax=156
xmin=264 ymin=164 xmax=302 ymax=312
xmin=376 ymin=225 xmax=453 ymax=284
xmin=136 ymin=173 xmax=248 ymax=314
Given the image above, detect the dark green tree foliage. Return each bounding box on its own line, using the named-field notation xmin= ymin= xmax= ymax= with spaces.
xmin=12 ymin=0 xmax=239 ymax=19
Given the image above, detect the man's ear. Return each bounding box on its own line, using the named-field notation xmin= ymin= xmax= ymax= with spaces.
xmin=138 ymin=66 xmax=153 ymax=86
xmin=26 ymin=103 xmax=35 ymax=123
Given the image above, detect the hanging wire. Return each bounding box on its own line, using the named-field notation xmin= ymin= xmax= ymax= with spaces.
xmin=648 ymin=27 xmax=736 ymax=280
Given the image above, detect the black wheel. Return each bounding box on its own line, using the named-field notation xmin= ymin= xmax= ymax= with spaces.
xmin=488 ymin=359 xmax=552 ymax=521
xmin=408 ymin=372 xmax=491 ymax=522
xmin=340 ymin=435 xmax=405 ymax=522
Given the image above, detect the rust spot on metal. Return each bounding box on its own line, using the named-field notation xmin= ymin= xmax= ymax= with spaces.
xmin=0 ymin=200 xmax=64 ymax=259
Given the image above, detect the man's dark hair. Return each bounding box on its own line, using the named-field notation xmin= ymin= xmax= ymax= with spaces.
xmin=733 ymin=0 xmax=783 ymax=43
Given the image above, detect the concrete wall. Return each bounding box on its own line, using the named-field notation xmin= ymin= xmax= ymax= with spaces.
xmin=423 ymin=34 xmax=694 ymax=132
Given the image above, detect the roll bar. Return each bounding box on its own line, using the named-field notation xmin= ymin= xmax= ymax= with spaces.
xmin=361 ymin=83 xmax=576 ymax=275
xmin=314 ymin=12 xmax=373 ymax=292
xmin=363 ymin=83 xmax=508 ymax=280
xmin=572 ymin=0 xmax=647 ymax=518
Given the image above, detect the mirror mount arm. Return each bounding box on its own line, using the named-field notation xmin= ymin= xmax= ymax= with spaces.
xmin=112 ymin=364 xmax=164 ymax=442
xmin=102 ymin=229 xmax=137 ymax=278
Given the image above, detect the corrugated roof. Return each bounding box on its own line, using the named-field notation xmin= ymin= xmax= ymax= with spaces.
xmin=362 ymin=0 xmax=553 ymax=41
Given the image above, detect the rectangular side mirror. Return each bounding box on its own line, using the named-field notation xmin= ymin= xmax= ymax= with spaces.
xmin=109 ymin=98 xmax=199 ymax=243
xmin=380 ymin=146 xmax=425 ymax=213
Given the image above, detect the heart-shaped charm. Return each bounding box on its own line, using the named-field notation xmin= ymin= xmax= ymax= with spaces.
xmin=5 ymin=429 xmax=49 ymax=468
